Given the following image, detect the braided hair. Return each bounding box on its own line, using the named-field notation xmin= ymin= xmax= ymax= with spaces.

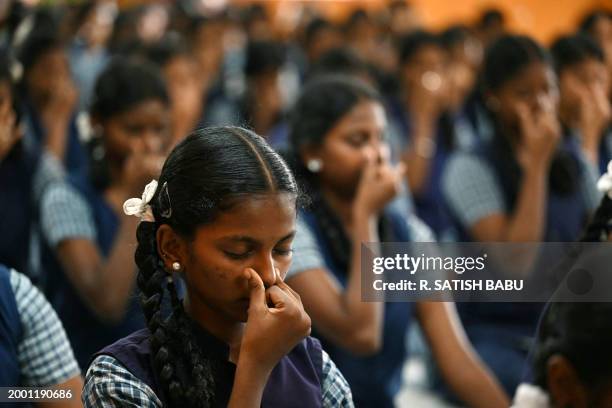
xmin=134 ymin=127 xmax=298 ymax=407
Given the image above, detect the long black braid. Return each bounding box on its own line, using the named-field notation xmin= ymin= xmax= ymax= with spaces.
xmin=133 ymin=127 xmax=298 ymax=407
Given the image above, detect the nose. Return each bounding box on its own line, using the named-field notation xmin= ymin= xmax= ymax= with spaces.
xmin=132 ymin=131 xmax=162 ymax=155
xmin=254 ymin=253 xmax=277 ymax=288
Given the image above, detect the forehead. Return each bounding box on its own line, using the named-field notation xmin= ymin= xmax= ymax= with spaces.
xmin=111 ymin=99 xmax=169 ymax=123
xmin=331 ymin=100 xmax=387 ymax=133
xmin=193 ymin=193 xmax=297 ymax=241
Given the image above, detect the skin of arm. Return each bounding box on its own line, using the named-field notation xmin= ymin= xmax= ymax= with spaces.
xmin=417 ymin=301 xmax=510 ymax=408
xmin=286 ymin=209 xmax=384 ymax=356
xmin=37 ymin=376 xmax=84 ymax=408
xmin=55 ymin=187 xmax=139 ymax=323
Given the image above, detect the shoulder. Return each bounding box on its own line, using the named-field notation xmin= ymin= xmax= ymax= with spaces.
xmin=286 ymin=213 xmax=328 ymax=279
xmin=83 ymin=355 xmax=162 ymax=408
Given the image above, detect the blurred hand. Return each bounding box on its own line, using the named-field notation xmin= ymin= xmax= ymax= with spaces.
xmin=515 ymin=101 xmax=560 ymax=170
xmin=353 ymin=150 xmax=406 ymax=217
xmin=119 ymin=153 xmax=165 ymax=197
xmin=408 ymin=70 xmax=447 ymax=127
xmin=240 ymin=269 xmax=311 ymax=370
xmin=40 ymin=75 xmax=78 ymax=130
xmin=577 ymin=82 xmax=611 ymax=147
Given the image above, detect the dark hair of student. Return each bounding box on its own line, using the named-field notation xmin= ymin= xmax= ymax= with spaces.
xmin=482 ymin=35 xmax=579 ymax=206
xmin=303 ymin=18 xmax=336 ymax=49
xmin=579 ymin=9 xmax=612 ymax=36
xmin=88 ymin=57 xmax=169 ymax=190
xmin=478 ymin=8 xmax=505 ymax=29
xmin=244 ymin=40 xmax=287 ymax=78
xmin=285 ymin=75 xmax=395 ymax=274
xmin=533 ymin=302 xmax=612 ymax=392
xmin=16 ymin=26 xmax=63 ymax=79
xmin=397 ymin=29 xmax=441 ymax=66
xmin=146 ymin=33 xmax=190 ymax=68
xmin=307 ymin=47 xmax=371 ymax=81
xmin=550 ymin=34 xmax=605 ymax=74
xmin=440 ymin=25 xmax=472 ymax=50
xmin=134 ymin=126 xmax=298 ymax=407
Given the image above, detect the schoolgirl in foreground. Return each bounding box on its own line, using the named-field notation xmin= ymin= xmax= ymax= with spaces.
xmin=83 ymin=127 xmax=353 ymax=407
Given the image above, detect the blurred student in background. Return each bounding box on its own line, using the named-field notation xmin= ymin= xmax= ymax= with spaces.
xmin=17 ymin=22 xmax=87 ymax=178
xmin=0 ymin=264 xmax=82 ymax=408
xmin=0 ymin=51 xmax=64 ymax=282
xmin=284 ymin=76 xmax=508 ymax=408
xmin=443 ymin=35 xmax=599 ymax=395
xmin=38 ymin=58 xmax=170 ymax=368
xmin=388 ymin=31 xmax=466 ymax=240
xmin=147 ymin=33 xmax=203 ymax=148
xmin=551 ymin=34 xmax=611 ymax=173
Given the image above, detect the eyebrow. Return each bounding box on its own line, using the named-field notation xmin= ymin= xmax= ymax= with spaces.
xmin=221 ymin=231 xmax=296 ymax=245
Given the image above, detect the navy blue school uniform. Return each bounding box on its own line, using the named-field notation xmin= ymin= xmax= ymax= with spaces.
xmin=0 ymin=264 xmax=23 ymax=407
xmin=443 ymin=133 xmax=594 ymax=394
xmin=0 ymin=145 xmax=38 ymax=279
xmin=386 ymin=97 xmax=477 ymax=241
xmin=93 ymin=325 xmax=324 ymax=407
xmin=41 ymin=172 xmax=144 ymax=369
xmin=297 ymin=205 xmax=420 ymax=408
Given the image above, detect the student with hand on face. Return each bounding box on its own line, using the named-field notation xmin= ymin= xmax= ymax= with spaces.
xmin=83 ymin=127 xmax=353 ymax=408
xmin=284 ymin=76 xmax=509 ymax=408
xmin=39 ymin=57 xmax=171 ymax=369
xmin=0 ymin=51 xmax=64 ymax=280
xmin=17 ymin=25 xmax=86 ymax=178
xmin=443 ymin=35 xmax=599 ymax=395
xmin=551 ymin=34 xmax=611 ymax=173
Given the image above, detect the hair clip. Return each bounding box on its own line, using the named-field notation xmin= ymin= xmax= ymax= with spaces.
xmin=159 ymin=181 xmax=172 ymax=219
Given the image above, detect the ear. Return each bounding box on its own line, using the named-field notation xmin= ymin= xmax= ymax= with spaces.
xmin=547 ymin=354 xmax=587 ymax=408
xmin=300 ymin=143 xmax=323 ymax=166
xmin=156 ymin=224 xmax=189 ymax=271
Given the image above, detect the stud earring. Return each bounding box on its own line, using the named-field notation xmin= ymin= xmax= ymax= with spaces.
xmin=172 ymin=262 xmax=181 ymax=271
xmin=307 ymin=159 xmax=323 ymax=173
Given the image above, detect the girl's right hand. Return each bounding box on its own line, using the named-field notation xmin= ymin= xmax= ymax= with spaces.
xmin=239 ymin=269 xmax=311 ymax=371
xmin=515 ymin=101 xmax=560 ymax=170
xmin=353 ymin=151 xmax=406 ymax=217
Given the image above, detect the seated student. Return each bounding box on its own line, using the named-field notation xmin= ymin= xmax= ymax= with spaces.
xmin=511 ymin=302 xmax=612 ymax=408
xmin=39 ymin=57 xmax=170 ymax=368
xmin=16 ymin=24 xmax=87 ymax=178
xmin=388 ymin=31 xmax=475 ymax=240
xmin=442 ymin=35 xmax=599 ymax=395
xmin=83 ymin=127 xmax=353 ymax=407
xmin=550 ymin=34 xmax=611 ymax=173
xmin=0 ymin=263 xmax=82 ymax=408
xmin=284 ymin=76 xmax=508 ymax=408
xmin=0 ymin=51 xmax=63 ymax=281
xmin=146 ymin=34 xmax=203 ymax=149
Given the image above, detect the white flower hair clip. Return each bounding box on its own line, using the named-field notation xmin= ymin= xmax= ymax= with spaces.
xmin=123 ymin=180 xmax=158 ymax=222
xmin=597 ymin=160 xmax=612 ymax=199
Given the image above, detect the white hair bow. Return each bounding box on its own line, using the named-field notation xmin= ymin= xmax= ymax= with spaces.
xmin=597 ymin=160 xmax=612 ymax=199
xmin=123 ymin=180 xmax=158 ymax=222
